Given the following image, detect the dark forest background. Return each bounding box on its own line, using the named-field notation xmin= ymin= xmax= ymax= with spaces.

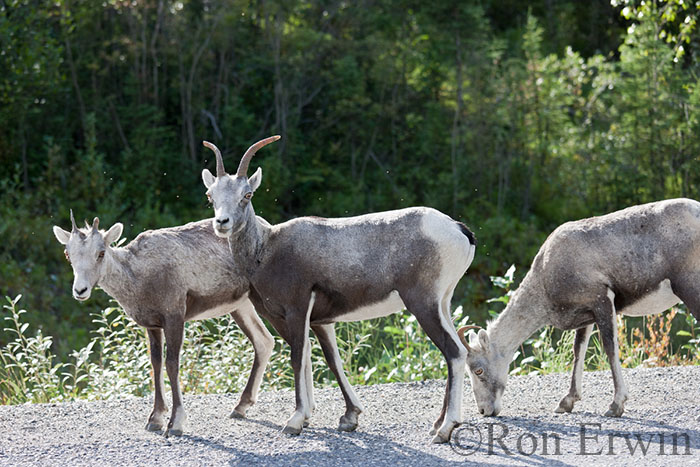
xmin=1 ymin=0 xmax=700 ymax=357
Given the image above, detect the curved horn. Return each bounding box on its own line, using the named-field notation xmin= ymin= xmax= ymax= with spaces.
xmin=236 ymin=135 xmax=281 ymax=178
xmin=202 ymin=141 xmax=225 ymax=177
xmin=457 ymin=325 xmax=481 ymax=351
xmin=70 ymin=209 xmax=78 ymax=233
xmin=91 ymin=217 xmax=100 ymax=232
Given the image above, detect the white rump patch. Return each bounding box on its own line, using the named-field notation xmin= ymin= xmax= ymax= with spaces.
xmin=618 ymin=279 xmax=680 ymax=317
xmin=336 ymin=291 xmax=405 ymax=322
xmin=419 ymin=211 xmax=474 ymax=293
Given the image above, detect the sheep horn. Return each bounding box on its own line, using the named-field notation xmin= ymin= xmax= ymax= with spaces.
xmin=70 ymin=209 xmax=78 ymax=233
xmin=236 ymin=135 xmax=281 ymax=178
xmin=202 ymin=141 xmax=225 ymax=177
xmin=92 ymin=217 xmax=100 ymax=232
xmin=457 ymin=325 xmax=481 ymax=351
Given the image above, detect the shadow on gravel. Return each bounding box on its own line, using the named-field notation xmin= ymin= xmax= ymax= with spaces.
xmin=182 ymin=426 xmax=462 ymax=466
xmin=225 ymin=416 xmax=285 ymax=432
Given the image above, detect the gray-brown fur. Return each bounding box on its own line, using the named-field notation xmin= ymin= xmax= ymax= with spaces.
xmin=249 ymin=211 xmax=441 ymax=322
xmin=202 ymin=138 xmax=476 ymax=444
xmin=459 ymin=198 xmax=700 ymax=419
xmin=53 ymin=216 xmax=274 ymax=437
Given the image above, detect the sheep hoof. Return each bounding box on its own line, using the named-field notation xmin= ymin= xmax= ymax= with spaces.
xmin=604 ymin=402 xmax=624 ymax=417
xmin=282 ymin=424 xmax=302 ymax=436
xmin=338 ymin=422 xmax=357 ymax=432
xmin=555 ymin=394 xmax=578 ymax=413
xmin=555 ymin=401 xmax=573 ymax=413
xmin=429 ymin=419 xmax=443 ymax=436
xmin=229 ymin=410 xmax=246 ymax=419
xmin=338 ymin=418 xmax=358 ymax=432
xmin=431 ymin=432 xmax=450 ymax=444
xmin=145 ymin=422 xmax=164 ymax=432
xmin=303 ymin=419 xmax=310 ymax=428
xmin=339 ymin=412 xmax=359 ymax=432
xmin=164 ymin=427 xmax=183 ymax=437
xmin=431 ymin=422 xmax=456 ymax=444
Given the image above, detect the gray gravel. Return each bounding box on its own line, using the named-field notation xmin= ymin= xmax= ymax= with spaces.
xmin=1 ymin=366 xmax=700 ymax=466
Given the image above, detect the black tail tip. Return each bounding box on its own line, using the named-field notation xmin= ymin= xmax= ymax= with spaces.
xmin=456 ymin=221 xmax=477 ymax=246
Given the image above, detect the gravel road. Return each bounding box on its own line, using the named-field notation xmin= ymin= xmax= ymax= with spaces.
xmin=1 ymin=366 xmax=699 ymax=466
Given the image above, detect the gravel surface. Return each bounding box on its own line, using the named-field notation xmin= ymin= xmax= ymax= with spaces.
xmin=1 ymin=366 xmax=700 ymax=466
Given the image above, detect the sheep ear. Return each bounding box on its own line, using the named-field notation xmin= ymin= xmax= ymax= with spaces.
xmin=478 ymin=329 xmax=490 ymax=348
xmin=53 ymin=226 xmax=71 ymax=245
xmin=104 ymin=223 xmax=123 ymax=245
xmin=468 ymin=330 xmax=479 ymax=347
xmin=202 ymin=169 xmax=215 ymax=188
xmin=248 ymin=167 xmax=262 ymax=192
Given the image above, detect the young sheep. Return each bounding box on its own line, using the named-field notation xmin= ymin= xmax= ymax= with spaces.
xmin=459 ymin=198 xmax=700 ymax=418
xmin=201 ymin=137 xmax=476 ymax=444
xmin=53 ymin=212 xmax=274 ymax=436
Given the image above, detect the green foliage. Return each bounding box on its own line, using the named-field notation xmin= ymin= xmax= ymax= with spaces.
xmin=2 ymin=1 xmax=700 ymax=402
xmin=0 ymin=295 xmax=65 ymax=404
xmin=677 ymin=308 xmax=700 ymax=361
xmin=337 ymin=305 xmax=471 ymax=385
xmin=3 ymin=275 xmax=699 ymax=406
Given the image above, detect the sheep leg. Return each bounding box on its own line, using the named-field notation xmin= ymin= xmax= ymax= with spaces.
xmin=260 ymin=313 xmax=313 ymax=427
xmin=429 ymin=384 xmax=450 ymax=436
xmin=163 ymin=320 xmax=187 ymax=437
xmin=594 ymin=290 xmax=628 ymax=417
xmin=669 ymin=275 xmax=700 ymax=322
xmin=404 ymin=294 xmax=467 ymax=444
xmin=312 ymin=323 xmax=364 ymax=432
xmin=282 ymin=293 xmax=315 ymax=435
xmin=229 ymin=303 xmax=274 ymax=419
xmin=430 ymin=291 xmax=458 ymax=435
xmin=555 ymin=324 xmax=594 ymax=413
xmin=145 ymin=328 xmax=168 ymax=431
xmin=303 ymin=333 xmax=315 ymax=426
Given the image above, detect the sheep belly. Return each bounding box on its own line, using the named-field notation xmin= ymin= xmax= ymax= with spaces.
xmin=335 ymin=290 xmax=405 ymax=322
xmin=189 ymin=295 xmax=250 ymax=321
xmin=618 ymin=279 xmax=680 ymax=317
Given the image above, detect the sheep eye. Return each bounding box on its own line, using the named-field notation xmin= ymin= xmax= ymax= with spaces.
xmin=97 ymin=251 xmax=105 ymax=260
xmin=64 ymin=250 xmax=70 ymax=262
xmin=244 ymin=192 xmax=252 ymax=200
xmin=474 ymin=368 xmax=483 ymax=376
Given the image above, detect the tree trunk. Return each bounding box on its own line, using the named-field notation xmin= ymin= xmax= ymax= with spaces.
xmin=64 ymin=38 xmax=87 ymax=142
xmin=19 ymin=116 xmax=29 ymax=192
xmin=450 ymin=32 xmax=464 ymax=217
xmin=184 ymin=29 xmax=212 ymax=162
xmin=150 ymin=0 xmax=165 ymax=106
xmin=272 ymin=14 xmax=287 ymax=159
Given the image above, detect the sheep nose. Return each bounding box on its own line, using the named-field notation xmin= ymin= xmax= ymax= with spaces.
xmin=479 ymin=408 xmax=485 ymax=415
xmin=74 ymin=287 xmax=88 ymax=295
xmin=216 ymin=217 xmax=230 ymax=225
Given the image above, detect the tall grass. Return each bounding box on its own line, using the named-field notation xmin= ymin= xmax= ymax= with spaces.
xmin=0 ymin=295 xmax=69 ymax=403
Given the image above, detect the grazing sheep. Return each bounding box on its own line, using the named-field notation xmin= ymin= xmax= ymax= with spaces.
xmin=459 ymin=198 xmax=700 ymax=418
